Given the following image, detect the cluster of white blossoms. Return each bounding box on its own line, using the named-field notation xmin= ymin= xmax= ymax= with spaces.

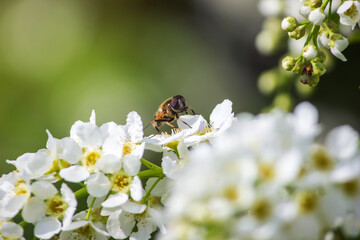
xmin=161 ymin=102 xmax=360 ymax=240
xmin=256 ymin=0 xmax=359 ymax=105
xmin=0 ymin=99 xmax=359 ymax=240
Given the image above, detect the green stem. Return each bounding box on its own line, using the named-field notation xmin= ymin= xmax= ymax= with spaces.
xmin=320 ymin=0 xmax=331 ymax=11
xmin=141 ymin=158 xmax=161 ymax=170
xmin=299 ymin=21 xmax=310 ymax=26
xmin=75 ymin=187 xmax=88 ymax=199
xmin=142 ymin=177 xmax=163 ymax=202
xmin=323 ymin=22 xmax=333 ymax=33
xmin=137 ymin=169 xmax=165 ymax=179
xmin=85 ymin=197 xmax=96 ymax=220
xmin=327 ymin=0 xmax=332 ymax=21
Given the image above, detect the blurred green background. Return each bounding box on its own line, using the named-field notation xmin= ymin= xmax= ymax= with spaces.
xmin=0 ymin=0 xmax=359 ymax=175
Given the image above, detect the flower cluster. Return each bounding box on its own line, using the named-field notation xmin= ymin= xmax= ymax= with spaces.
xmin=0 ymin=99 xmax=234 ymax=239
xmin=256 ymin=0 xmax=359 ymax=110
xmin=161 ymin=102 xmax=360 ymax=240
xmin=0 ymin=98 xmax=359 ymax=239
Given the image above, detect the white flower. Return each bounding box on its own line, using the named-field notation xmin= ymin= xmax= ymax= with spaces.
xmin=22 ymin=182 xmax=77 ymax=239
xmin=7 ymin=150 xmax=53 ymax=180
xmin=60 ymin=211 xmax=109 ymax=240
xmin=102 ymin=201 xmax=164 ymax=240
xmin=86 ymin=171 xmax=143 ymax=208
xmin=181 ymin=99 xmax=234 ymax=146
xmin=302 ymin=44 xmax=318 ymax=60
xmin=318 ymin=32 xmax=330 ymax=49
xmin=61 ymin=110 xmax=146 ymax=182
xmin=309 ymin=8 xmax=326 ymax=25
xmin=0 ymin=172 xmax=30 ymax=220
xmin=300 ymin=5 xmax=312 ymax=17
xmin=337 ymin=1 xmax=360 ymax=29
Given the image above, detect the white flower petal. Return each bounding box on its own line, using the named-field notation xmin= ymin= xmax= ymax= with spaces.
xmin=309 ymin=8 xmax=326 ymax=25
xmin=325 ymin=125 xmax=359 ymax=160
xmin=15 ymin=150 xmax=53 ymax=179
xmin=107 ymin=210 xmax=135 ymax=239
xmin=60 ymin=165 xmax=90 ymax=183
xmin=145 ymin=178 xmax=167 ymax=197
xmin=102 ymin=193 xmax=129 ymax=208
xmin=95 ymin=154 xmax=122 ymax=174
xmin=86 ymin=172 xmax=111 ymax=198
xmin=70 ymin=121 xmax=103 ymax=149
xmin=126 ymin=111 xmax=144 ymax=143
xmin=130 ymin=176 xmax=144 ymax=202
xmin=209 ymin=99 xmax=234 ymax=129
xmin=90 ymin=110 xmax=96 ymax=125
xmin=130 ymin=221 xmax=155 ymax=240
xmin=1 ymin=222 xmax=23 ymax=238
xmin=34 ymin=217 xmax=62 ymax=239
xmin=102 ymin=136 xmax=123 ymax=158
xmin=22 ymin=197 xmax=46 ymax=223
xmin=123 ymin=143 xmax=145 ymax=176
xmin=330 ymin=47 xmax=347 ymax=62
xmin=276 ymin=149 xmax=302 ymax=184
xmin=162 ymin=156 xmax=180 ymax=180
xmin=58 ymin=137 xmax=82 ymax=164
xmin=61 ymin=220 xmax=89 ymax=231
xmin=31 ymin=181 xmax=57 ymax=199
xmin=122 ymin=202 xmax=146 ymax=214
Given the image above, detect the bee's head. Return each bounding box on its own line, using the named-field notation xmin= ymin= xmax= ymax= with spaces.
xmin=170 ymin=95 xmax=187 ymax=112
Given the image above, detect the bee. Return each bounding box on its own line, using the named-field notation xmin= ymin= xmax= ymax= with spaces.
xmin=144 ymin=95 xmax=196 ymax=133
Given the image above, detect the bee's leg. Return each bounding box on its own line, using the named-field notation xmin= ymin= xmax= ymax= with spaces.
xmin=187 ymin=106 xmax=196 ymax=114
xmin=165 ymin=122 xmax=176 ymax=128
xmin=178 ymin=118 xmax=192 ymax=129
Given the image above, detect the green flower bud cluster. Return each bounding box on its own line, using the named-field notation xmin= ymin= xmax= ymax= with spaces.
xmin=281 ymin=46 xmax=327 ymax=87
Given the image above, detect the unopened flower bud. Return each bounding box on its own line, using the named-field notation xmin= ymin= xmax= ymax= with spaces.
xmin=300 ymin=5 xmax=312 ymax=17
xmin=289 ymin=25 xmax=306 ymax=39
xmin=258 ymin=70 xmax=278 ymax=95
xmin=274 ymin=93 xmax=292 ymax=111
xmin=282 ymin=56 xmax=296 ymax=71
xmin=309 ymin=8 xmax=326 ymax=25
xmin=302 ymin=44 xmax=318 ymax=60
xmin=281 ymin=17 xmax=298 ymax=32
xmin=292 ymin=60 xmax=304 ymax=74
xmin=311 ymin=60 xmax=326 ymax=76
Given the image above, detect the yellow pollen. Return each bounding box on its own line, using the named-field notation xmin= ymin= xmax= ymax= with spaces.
xmin=15 ymin=179 xmax=29 ymax=196
xmin=341 ymin=180 xmax=358 ymax=197
xmin=311 ymin=146 xmax=333 ymax=171
xmin=123 ymin=141 xmax=135 ymax=156
xmin=197 ymin=124 xmax=213 ymax=136
xmin=82 ymin=151 xmax=101 ymax=173
xmin=297 ymin=191 xmax=317 ymax=214
xmin=46 ymin=195 xmax=67 ymax=218
xmin=223 ymin=186 xmax=238 ymax=201
xmin=251 ymin=198 xmax=272 ymax=220
xmin=111 ymin=172 xmax=132 ymax=193
xmin=345 ymin=3 xmax=358 ymax=18
xmin=259 ymin=163 xmax=275 ymax=181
